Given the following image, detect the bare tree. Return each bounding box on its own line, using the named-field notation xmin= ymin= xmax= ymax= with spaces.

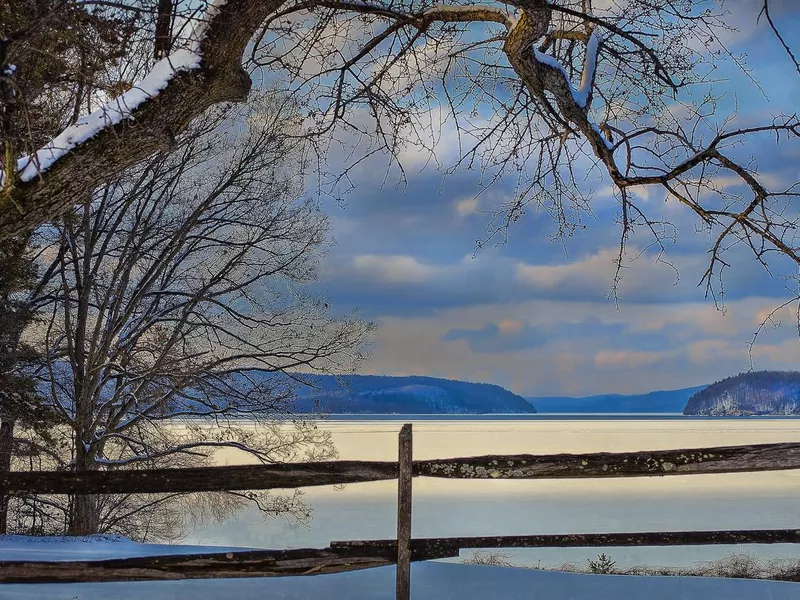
xmin=0 ymin=0 xmax=138 ymax=533
xmin=19 ymin=90 xmax=372 ymax=536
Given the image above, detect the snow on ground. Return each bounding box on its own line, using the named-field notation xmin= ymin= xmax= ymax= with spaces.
xmin=1 ymin=536 xmax=799 ymax=599
xmin=0 ymin=535 xmax=258 ymax=562
xmin=3 ymin=562 xmax=800 ymax=600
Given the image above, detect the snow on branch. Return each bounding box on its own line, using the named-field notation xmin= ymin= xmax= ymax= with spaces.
xmin=8 ymin=0 xmax=230 ymax=184
xmin=533 ymin=29 xmax=601 ymax=110
xmin=574 ymin=29 xmax=600 ymax=108
xmin=16 ymin=51 xmax=202 ymax=182
xmin=186 ymin=0 xmax=230 ymax=52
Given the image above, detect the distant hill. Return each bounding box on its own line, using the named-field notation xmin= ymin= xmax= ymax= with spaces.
xmin=34 ymin=366 xmax=536 ymax=416
xmin=683 ymin=371 xmax=800 ymax=415
xmin=528 ymin=386 xmax=706 ymax=413
xmin=292 ymin=374 xmax=536 ymax=414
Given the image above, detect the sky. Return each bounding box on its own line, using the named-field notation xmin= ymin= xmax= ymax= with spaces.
xmin=309 ymin=1 xmax=800 ymax=397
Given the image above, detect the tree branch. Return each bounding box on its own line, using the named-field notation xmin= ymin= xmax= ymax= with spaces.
xmin=0 ymin=0 xmax=281 ymax=238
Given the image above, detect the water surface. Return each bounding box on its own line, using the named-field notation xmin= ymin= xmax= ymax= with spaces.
xmin=186 ymin=416 xmax=800 ymax=569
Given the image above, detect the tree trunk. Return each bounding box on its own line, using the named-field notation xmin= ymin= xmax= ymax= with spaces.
xmin=0 ymin=418 xmax=13 ymax=533
xmin=70 ymin=494 xmax=99 ymax=535
xmin=68 ymin=438 xmax=99 ymax=535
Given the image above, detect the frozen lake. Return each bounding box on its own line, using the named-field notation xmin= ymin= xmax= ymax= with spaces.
xmin=184 ymin=416 xmax=800 ymax=570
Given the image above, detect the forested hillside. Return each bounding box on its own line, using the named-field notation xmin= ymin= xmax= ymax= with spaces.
xmin=292 ymin=375 xmax=537 ymax=414
xmin=683 ymin=371 xmax=800 ymax=415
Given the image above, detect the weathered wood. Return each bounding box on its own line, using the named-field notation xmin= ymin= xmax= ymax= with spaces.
xmin=1 ymin=460 xmax=398 ymax=495
xmin=415 ymin=441 xmax=800 ymax=480
xmin=6 ymin=441 xmax=800 ymax=496
xmin=7 ymin=528 xmax=800 ymax=585
xmin=332 ymin=529 xmax=800 ymax=554
xmin=396 ymin=424 xmax=413 ymax=600
xmin=0 ymin=545 xmax=459 ymax=584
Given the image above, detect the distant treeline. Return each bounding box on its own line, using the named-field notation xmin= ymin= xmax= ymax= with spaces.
xmin=293 ymin=374 xmax=537 ymax=414
xmin=683 ymin=371 xmax=800 ymax=416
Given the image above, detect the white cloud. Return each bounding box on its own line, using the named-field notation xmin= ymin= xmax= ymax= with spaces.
xmin=515 ymin=248 xmax=620 ymax=290
xmin=396 ymin=105 xmax=465 ymax=171
xmin=497 ymin=319 xmax=525 ymax=334
xmin=354 ymin=295 xmax=800 ymax=396
xmin=686 ymin=339 xmax=741 ymax=364
xmin=351 ymin=254 xmax=434 ymax=284
xmin=594 ymin=349 xmax=671 ymax=368
xmin=454 ymin=196 xmax=478 ymax=218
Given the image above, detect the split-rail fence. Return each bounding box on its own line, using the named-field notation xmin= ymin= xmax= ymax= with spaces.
xmin=3 ymin=423 xmax=800 ymax=599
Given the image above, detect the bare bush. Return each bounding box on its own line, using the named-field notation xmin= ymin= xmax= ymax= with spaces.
xmin=464 ymin=550 xmax=518 ymax=568
xmin=464 ymin=551 xmax=800 ymax=582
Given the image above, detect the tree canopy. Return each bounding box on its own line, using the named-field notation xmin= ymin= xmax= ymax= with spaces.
xmin=1 ymin=0 xmax=798 ymax=293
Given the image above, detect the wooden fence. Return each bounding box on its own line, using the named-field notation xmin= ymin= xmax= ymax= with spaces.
xmin=3 ymin=424 xmax=800 ymax=598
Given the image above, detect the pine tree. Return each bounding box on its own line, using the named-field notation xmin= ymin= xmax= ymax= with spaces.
xmin=0 ymin=234 xmax=48 ymax=533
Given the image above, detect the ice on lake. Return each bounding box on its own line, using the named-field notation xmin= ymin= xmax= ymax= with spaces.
xmin=185 ymin=417 xmax=800 ymax=570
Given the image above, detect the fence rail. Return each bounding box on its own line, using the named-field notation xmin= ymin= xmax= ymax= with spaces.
xmin=3 ymin=425 xmax=800 ymax=596
xmin=0 ymin=545 xmax=456 ymax=584
xmin=6 ymin=528 xmax=800 ymax=584
xmin=332 ymin=528 xmax=800 ymax=552
xmin=4 ymin=441 xmax=800 ymax=495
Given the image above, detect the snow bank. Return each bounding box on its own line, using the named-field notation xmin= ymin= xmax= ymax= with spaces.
xmin=0 ymin=538 xmax=798 ymax=600
xmin=2 ymin=562 xmax=799 ymax=600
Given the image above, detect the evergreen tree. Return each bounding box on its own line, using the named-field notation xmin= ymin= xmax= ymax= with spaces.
xmin=0 ymin=234 xmax=46 ymax=533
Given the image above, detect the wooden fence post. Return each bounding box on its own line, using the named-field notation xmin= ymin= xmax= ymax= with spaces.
xmin=396 ymin=423 xmax=413 ymax=600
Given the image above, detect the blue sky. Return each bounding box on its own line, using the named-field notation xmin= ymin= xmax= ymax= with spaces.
xmin=311 ymin=1 xmax=800 ymax=397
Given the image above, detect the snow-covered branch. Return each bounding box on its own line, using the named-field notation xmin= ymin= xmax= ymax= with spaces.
xmin=0 ymin=0 xmax=276 ymax=238
xmin=573 ymin=29 xmax=600 ymax=108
